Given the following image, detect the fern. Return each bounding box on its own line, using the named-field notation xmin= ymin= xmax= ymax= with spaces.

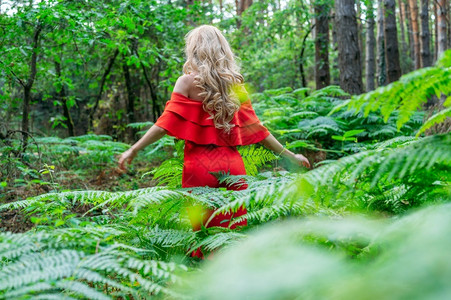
xmin=416 ymin=106 xmax=451 ymax=136
xmin=190 ymin=231 xmax=246 ymax=253
xmin=238 ymin=144 xmax=277 ymax=176
xmin=0 ymin=230 xmax=187 ymax=299
xmin=150 ymin=158 xmax=184 ymax=188
xmin=335 ymin=50 xmax=451 ymax=131
xmin=180 ymin=204 xmax=451 ymax=300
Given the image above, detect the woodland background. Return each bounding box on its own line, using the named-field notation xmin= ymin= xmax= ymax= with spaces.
xmin=0 ymin=0 xmax=450 ymax=299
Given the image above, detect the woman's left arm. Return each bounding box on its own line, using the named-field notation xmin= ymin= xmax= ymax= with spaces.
xmin=118 ymin=125 xmax=166 ymax=171
xmin=259 ymin=133 xmax=310 ymax=168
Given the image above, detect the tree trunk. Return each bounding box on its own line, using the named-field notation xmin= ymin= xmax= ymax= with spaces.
xmin=448 ymin=1 xmax=451 ymax=49
xmin=408 ymin=0 xmax=421 ymax=69
xmin=384 ymin=0 xmax=402 ymax=82
xmin=405 ymin=0 xmax=415 ymax=66
xmin=21 ymin=25 xmax=41 ymax=149
xmin=398 ymin=0 xmax=408 ymax=72
xmin=89 ymin=49 xmax=119 ymax=130
xmin=141 ymin=63 xmax=159 ymax=121
xmin=122 ymin=62 xmax=136 ymax=126
xmin=334 ymin=0 xmax=363 ymax=94
xmin=419 ymin=0 xmax=431 ymax=67
xmin=331 ymin=9 xmax=339 ymax=85
xmin=236 ymin=0 xmax=253 ymax=28
xmin=55 ymin=59 xmax=75 ymax=136
xmin=133 ymin=47 xmax=160 ymax=121
xmin=434 ymin=0 xmax=438 ymax=62
xmin=357 ymin=4 xmax=365 ymax=76
xmin=377 ymin=0 xmax=387 ymax=86
xmin=22 ymin=87 xmax=32 ymax=147
xmin=366 ymin=1 xmax=376 ymax=91
xmin=300 ymin=25 xmax=314 ymax=88
xmin=314 ymin=4 xmax=330 ymax=89
xmin=437 ymin=0 xmax=448 ymax=57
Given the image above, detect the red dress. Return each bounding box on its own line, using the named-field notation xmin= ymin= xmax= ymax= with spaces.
xmin=155 ymin=92 xmax=270 ymax=258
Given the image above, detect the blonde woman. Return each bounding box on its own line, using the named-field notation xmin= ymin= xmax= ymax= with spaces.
xmin=118 ymin=25 xmax=310 ymax=258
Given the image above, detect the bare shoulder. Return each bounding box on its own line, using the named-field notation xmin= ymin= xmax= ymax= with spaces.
xmin=173 ymin=74 xmax=194 ymax=97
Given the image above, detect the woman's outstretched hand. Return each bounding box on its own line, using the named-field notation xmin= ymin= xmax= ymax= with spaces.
xmin=259 ymin=134 xmax=311 ymax=169
xmin=289 ymin=153 xmax=311 ymax=169
xmin=118 ymin=148 xmax=137 ymax=171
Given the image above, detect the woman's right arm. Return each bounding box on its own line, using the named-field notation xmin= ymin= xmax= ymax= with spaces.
xmin=259 ymin=133 xmax=310 ymax=168
xmin=118 ymin=125 xmax=166 ymax=171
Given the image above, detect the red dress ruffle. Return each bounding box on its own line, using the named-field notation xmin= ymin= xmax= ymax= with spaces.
xmin=155 ymin=92 xmax=270 ymax=259
xmin=154 ymin=92 xmax=270 ymax=146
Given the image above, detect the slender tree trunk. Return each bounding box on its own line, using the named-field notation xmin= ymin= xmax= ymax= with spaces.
xmin=449 ymin=2 xmax=451 ymax=49
xmin=22 ymin=87 xmax=32 ymax=146
xmin=398 ymin=0 xmax=408 ymax=72
xmin=122 ymin=62 xmax=136 ymax=126
xmin=357 ymin=5 xmax=365 ymax=76
xmin=434 ymin=1 xmax=438 ymax=61
xmin=300 ymin=25 xmax=314 ymax=88
xmin=330 ymin=9 xmax=339 ymax=85
xmin=437 ymin=0 xmax=448 ymax=57
xmin=384 ymin=0 xmax=402 ymax=82
xmin=55 ymin=59 xmax=75 ymax=136
xmin=408 ymin=0 xmax=421 ymax=69
xmin=21 ymin=25 xmax=41 ymax=149
xmin=377 ymin=0 xmax=387 ymax=86
xmin=314 ymin=4 xmax=330 ymax=89
xmin=141 ymin=63 xmax=159 ymax=121
xmin=419 ymin=0 xmax=431 ymax=67
xmin=89 ymin=49 xmax=119 ymax=130
xmin=366 ymin=1 xmax=376 ymax=91
xmin=236 ymin=0 xmax=253 ymax=28
xmin=334 ymin=0 xmax=363 ymax=94
xmin=405 ymin=0 xmax=415 ymax=66
xmin=133 ymin=48 xmax=159 ymax=120
xmin=448 ymin=1 xmax=451 ymax=49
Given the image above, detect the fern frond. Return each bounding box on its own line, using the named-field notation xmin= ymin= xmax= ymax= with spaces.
xmin=54 ymin=281 xmax=111 ymax=300
xmin=142 ymin=227 xmax=195 ymax=248
xmin=343 ymin=59 xmax=451 ymax=130
xmin=238 ymin=144 xmax=277 ymax=176
xmin=127 ymin=121 xmax=154 ymax=129
xmin=128 ymin=189 xmax=187 ymax=214
xmin=416 ymin=106 xmax=451 ymax=136
xmin=367 ymin=134 xmax=451 ymax=186
xmin=148 ymin=158 xmax=183 ymax=188
xmin=192 ymin=231 xmax=246 ymax=252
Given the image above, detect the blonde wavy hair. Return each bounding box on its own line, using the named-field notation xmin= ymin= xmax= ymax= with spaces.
xmin=183 ymin=25 xmax=245 ymax=133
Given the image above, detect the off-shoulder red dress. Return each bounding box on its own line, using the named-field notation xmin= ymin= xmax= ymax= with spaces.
xmin=154 ymin=92 xmax=270 ymax=258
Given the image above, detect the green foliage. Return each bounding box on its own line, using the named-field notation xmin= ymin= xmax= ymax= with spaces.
xmin=336 ymin=49 xmax=451 ymax=134
xmin=0 ymin=229 xmax=187 ymax=299
xmin=1 ymin=23 xmax=450 ymax=299
xmin=147 ymin=139 xmax=184 ymax=188
xmin=305 ymin=134 xmax=451 ymax=213
xmin=180 ymin=204 xmax=451 ymax=300
xmin=238 ymin=145 xmax=277 ymax=176
xmin=251 ymin=85 xmax=422 ymax=162
xmin=417 ymin=106 xmax=451 ymax=136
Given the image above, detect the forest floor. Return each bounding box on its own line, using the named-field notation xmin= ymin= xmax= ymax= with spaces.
xmin=0 ymin=160 xmax=160 ymax=233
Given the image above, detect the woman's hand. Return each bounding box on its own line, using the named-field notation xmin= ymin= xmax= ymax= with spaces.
xmin=118 ymin=148 xmax=138 ymax=171
xmin=260 ymin=134 xmax=311 ymax=169
xmin=117 ymin=125 xmax=167 ymax=172
xmin=290 ymin=153 xmax=311 ymax=169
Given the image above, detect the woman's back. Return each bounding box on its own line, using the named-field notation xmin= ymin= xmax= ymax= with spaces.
xmin=176 ymin=73 xmax=204 ymax=102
